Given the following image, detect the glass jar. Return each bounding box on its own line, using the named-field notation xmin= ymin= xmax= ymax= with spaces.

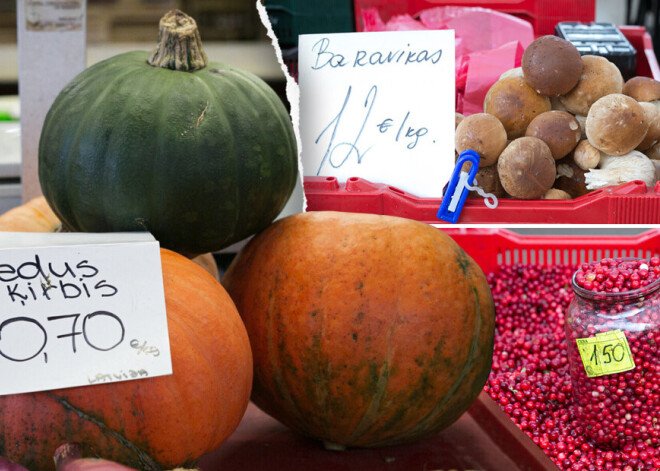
xmin=565 ymin=259 xmax=660 ymax=450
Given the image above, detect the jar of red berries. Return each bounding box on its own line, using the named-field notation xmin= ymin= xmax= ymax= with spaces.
xmin=565 ymin=257 xmax=660 ymax=450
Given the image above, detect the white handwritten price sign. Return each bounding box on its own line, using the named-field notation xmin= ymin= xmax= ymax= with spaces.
xmin=299 ymin=30 xmax=455 ymax=198
xmin=0 ymin=232 xmax=171 ymax=395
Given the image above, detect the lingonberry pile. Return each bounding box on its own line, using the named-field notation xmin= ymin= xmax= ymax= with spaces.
xmin=574 ymin=258 xmax=660 ymax=293
xmin=486 ymin=262 xmax=660 ymax=471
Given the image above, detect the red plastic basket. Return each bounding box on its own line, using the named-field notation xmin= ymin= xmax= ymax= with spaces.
xmin=353 ymin=0 xmax=595 ymax=37
xmin=304 ymin=24 xmax=660 ymax=224
xmin=442 ymin=228 xmax=660 ymax=274
xmin=304 ymin=179 xmax=660 ymax=224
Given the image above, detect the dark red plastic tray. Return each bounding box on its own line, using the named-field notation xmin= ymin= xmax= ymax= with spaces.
xmin=199 ymin=392 xmax=558 ymax=471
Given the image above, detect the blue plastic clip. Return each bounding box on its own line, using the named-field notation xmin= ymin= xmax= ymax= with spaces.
xmin=436 ymin=150 xmax=480 ymax=224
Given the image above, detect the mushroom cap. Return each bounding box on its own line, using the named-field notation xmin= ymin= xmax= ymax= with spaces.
xmin=468 ymin=164 xmax=505 ymax=199
xmin=637 ymin=101 xmax=660 ymax=150
xmin=645 ymin=140 xmax=660 ymax=160
xmin=585 ymin=93 xmax=649 ymax=156
xmin=499 ymin=67 xmax=523 ymax=80
xmin=573 ymin=139 xmax=601 ymax=170
xmin=559 ymin=55 xmax=624 ymax=116
xmin=525 ymin=110 xmax=582 ymax=160
xmin=554 ymin=156 xmax=590 ymax=198
xmin=455 ymin=112 xmax=465 ymax=129
xmin=484 ymin=76 xmax=551 ymax=140
xmin=623 ymin=76 xmax=660 ymax=102
xmin=550 ymin=95 xmax=569 ymax=112
xmin=497 ymin=136 xmax=556 ymax=199
xmin=522 ymin=35 xmax=583 ymax=96
xmin=455 ymin=113 xmax=507 ymax=167
xmin=543 ymin=188 xmax=572 ymax=199
xmin=574 ymin=114 xmax=587 ymax=139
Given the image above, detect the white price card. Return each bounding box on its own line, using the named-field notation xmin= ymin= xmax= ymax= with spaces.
xmin=299 ymin=30 xmax=455 ymax=198
xmin=0 ymin=232 xmax=171 ymax=395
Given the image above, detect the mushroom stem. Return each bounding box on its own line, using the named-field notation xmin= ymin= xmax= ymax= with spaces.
xmin=584 ymin=151 xmax=656 ymax=189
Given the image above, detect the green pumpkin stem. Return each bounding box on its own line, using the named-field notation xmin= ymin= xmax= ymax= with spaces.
xmin=148 ymin=9 xmax=207 ymax=72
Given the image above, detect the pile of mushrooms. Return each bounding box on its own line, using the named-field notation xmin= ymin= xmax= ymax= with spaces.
xmin=455 ymin=35 xmax=660 ymax=200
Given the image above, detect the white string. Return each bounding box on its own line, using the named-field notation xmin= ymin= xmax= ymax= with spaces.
xmin=464 ymin=175 xmax=499 ymax=209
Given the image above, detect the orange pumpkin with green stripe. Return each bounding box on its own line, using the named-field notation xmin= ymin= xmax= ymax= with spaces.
xmin=222 ymin=211 xmax=495 ymax=448
xmin=0 ymin=248 xmax=252 ymax=470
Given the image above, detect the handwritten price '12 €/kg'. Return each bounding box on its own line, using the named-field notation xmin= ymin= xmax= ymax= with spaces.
xmin=314 ymin=84 xmax=429 ymax=176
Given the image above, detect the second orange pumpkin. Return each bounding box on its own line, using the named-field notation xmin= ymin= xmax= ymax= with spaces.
xmin=222 ymin=211 xmax=495 ymax=448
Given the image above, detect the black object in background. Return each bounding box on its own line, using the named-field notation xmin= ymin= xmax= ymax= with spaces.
xmin=555 ymin=22 xmax=638 ymax=80
xmin=626 ymin=0 xmax=660 ymax=54
xmin=263 ymin=0 xmax=355 ymax=49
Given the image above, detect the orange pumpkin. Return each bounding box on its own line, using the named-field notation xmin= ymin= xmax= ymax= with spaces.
xmin=0 ymin=248 xmax=253 ymax=470
xmin=222 ymin=211 xmax=495 ymax=448
xmin=0 ymin=196 xmax=61 ymax=232
xmin=191 ymin=252 xmax=220 ymax=281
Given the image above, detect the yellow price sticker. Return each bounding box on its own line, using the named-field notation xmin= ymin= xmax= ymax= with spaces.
xmin=575 ymin=329 xmax=636 ymax=378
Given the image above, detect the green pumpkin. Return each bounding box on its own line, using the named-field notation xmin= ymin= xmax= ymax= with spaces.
xmin=38 ymin=10 xmax=298 ymax=257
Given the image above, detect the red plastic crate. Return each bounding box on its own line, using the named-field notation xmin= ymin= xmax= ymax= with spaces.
xmin=354 ymin=0 xmax=595 ymax=37
xmin=304 ymin=179 xmax=660 ymax=224
xmin=304 ymin=4 xmax=660 ymax=223
xmin=353 ymin=3 xmax=659 ymax=78
xmin=442 ymin=228 xmax=660 ymax=274
xmin=304 ymin=25 xmax=660 ymax=223
xmin=199 ymin=229 xmax=660 ymax=471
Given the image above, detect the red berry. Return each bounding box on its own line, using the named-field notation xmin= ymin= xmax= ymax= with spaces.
xmin=486 ymin=260 xmax=660 ymax=471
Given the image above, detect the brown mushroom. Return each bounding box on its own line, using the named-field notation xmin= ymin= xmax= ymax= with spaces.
xmin=637 ymin=101 xmax=660 ymax=150
xmin=497 ymin=137 xmax=556 ymax=199
xmin=550 ymin=96 xmax=569 ymax=112
xmin=522 ymin=35 xmax=583 ymax=96
xmin=455 ymin=113 xmax=507 ymax=167
xmin=623 ymin=76 xmax=660 ymax=102
xmin=455 ymin=112 xmax=464 ymax=129
xmin=585 ymin=93 xmax=649 ymax=156
xmin=468 ymin=164 xmax=505 ymax=199
xmin=543 ymin=188 xmax=572 ymax=199
xmin=574 ymin=114 xmax=587 ymax=139
xmin=645 ymin=141 xmax=660 ymax=160
xmin=554 ymin=156 xmax=590 ymax=198
xmin=559 ymin=55 xmax=624 ymax=116
xmin=499 ymin=67 xmax=523 ymax=80
xmin=484 ymin=76 xmax=551 ymax=140
xmin=573 ymin=139 xmax=601 ymax=170
xmin=525 ymin=110 xmax=581 ymax=160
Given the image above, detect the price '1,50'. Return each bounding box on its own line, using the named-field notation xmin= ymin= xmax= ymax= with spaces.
xmin=576 ymin=330 xmax=636 ymax=378
xmin=0 ymin=311 xmax=125 ymax=363
xmin=588 ymin=342 xmax=627 ymax=365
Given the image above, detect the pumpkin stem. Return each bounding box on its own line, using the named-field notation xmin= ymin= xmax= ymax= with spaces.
xmin=148 ymin=9 xmax=207 ymax=72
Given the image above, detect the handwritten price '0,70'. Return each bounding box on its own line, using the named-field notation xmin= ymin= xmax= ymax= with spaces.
xmin=315 ymin=85 xmax=429 ymax=176
xmin=0 ymin=311 xmax=125 ymax=363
